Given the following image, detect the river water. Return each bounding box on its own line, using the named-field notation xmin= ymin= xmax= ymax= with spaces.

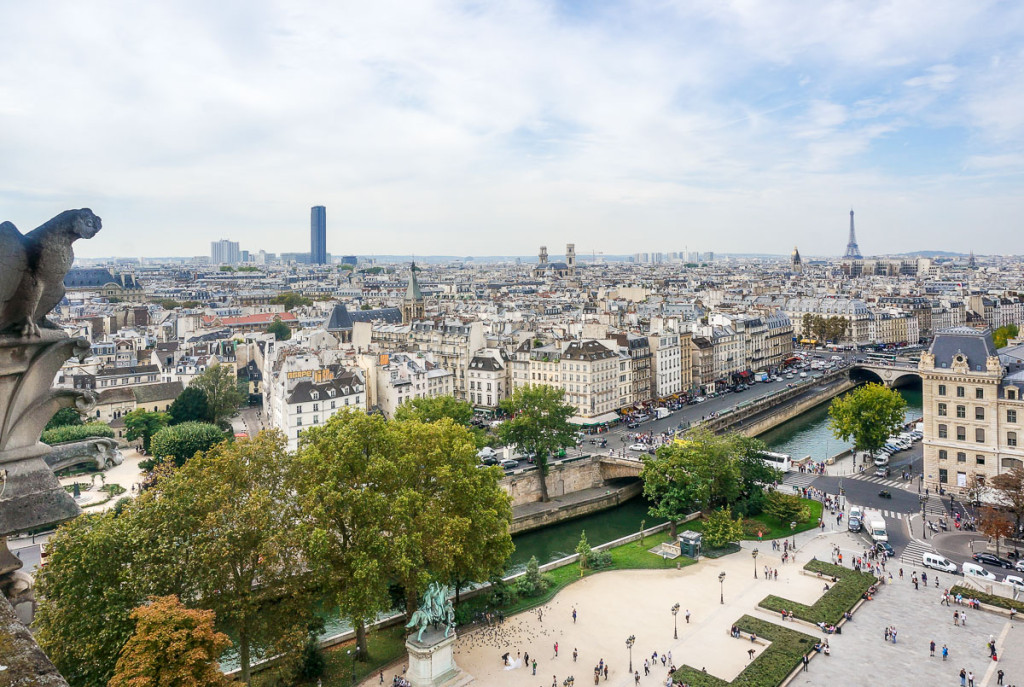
xmin=508 ymin=387 xmax=923 ymax=570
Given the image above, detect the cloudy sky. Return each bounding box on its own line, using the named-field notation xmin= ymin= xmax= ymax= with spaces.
xmin=2 ymin=1 xmax=1023 ymax=259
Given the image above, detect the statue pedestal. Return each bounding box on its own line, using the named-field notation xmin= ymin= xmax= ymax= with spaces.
xmin=405 ymin=629 xmax=473 ymax=687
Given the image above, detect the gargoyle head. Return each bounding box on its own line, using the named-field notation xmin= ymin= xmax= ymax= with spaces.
xmin=68 ymin=208 xmax=102 ymax=239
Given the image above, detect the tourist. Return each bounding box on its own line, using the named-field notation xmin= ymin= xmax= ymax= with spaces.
xmin=572 ymin=648 xmax=578 ymax=662
xmin=930 ymin=640 xmax=936 ymax=657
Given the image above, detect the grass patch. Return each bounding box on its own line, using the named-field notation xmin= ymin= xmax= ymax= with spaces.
xmin=759 ymin=560 xmax=876 ymax=625
xmin=681 ymin=500 xmax=823 ymax=542
xmin=673 ymin=614 xmax=816 ymax=687
xmin=949 ymin=585 xmax=1024 ymax=613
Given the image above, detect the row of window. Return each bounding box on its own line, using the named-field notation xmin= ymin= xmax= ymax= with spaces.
xmin=938 ymin=404 xmax=1018 ymax=423
xmin=936 ymin=425 xmax=1017 ymax=446
xmin=936 ymin=384 xmax=985 ymax=399
xmin=937 ymin=450 xmax=986 ymax=464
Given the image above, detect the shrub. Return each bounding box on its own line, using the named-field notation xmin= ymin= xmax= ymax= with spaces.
xmin=587 ymin=550 xmax=613 ymax=569
xmin=297 ymin=637 xmax=326 ymax=679
xmin=148 ymin=422 xmax=226 ymax=468
xmin=759 ymin=560 xmax=875 ymax=624
xmin=674 ymin=614 xmax=815 ymax=687
xmin=515 ymin=557 xmax=549 ymax=598
xmin=488 ymin=578 xmax=518 ymax=607
xmin=949 ymin=585 xmax=1024 ymax=613
xmin=41 ymin=422 xmax=114 ymax=445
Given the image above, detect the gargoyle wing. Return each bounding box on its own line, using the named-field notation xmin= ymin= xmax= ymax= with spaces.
xmin=0 ymin=221 xmax=28 ymax=311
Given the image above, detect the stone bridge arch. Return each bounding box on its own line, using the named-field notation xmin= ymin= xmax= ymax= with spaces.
xmin=849 ymin=364 xmax=922 ymax=389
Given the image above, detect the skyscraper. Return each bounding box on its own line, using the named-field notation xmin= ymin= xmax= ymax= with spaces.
xmin=310 ymin=205 xmax=327 ymax=264
xmin=210 ymin=239 xmax=240 ymax=265
xmin=844 ymin=209 xmax=862 ymax=259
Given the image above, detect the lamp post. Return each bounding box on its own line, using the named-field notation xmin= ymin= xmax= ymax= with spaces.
xmin=346 ymin=648 xmax=357 ymax=686
xmin=671 ymin=603 xmax=680 ymax=639
xmin=790 ymin=521 xmax=797 ymax=549
xmin=718 ymin=572 xmax=726 ymax=605
xmin=626 ymin=634 xmax=635 ymax=673
xmin=752 ymin=548 xmax=759 ymax=578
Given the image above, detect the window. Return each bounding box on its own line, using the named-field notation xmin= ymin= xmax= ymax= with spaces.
xmin=976 ymin=428 xmax=985 ymax=443
xmin=976 ymin=388 xmax=984 ymax=399
xmin=939 ymin=449 xmax=948 ymax=460
xmin=1009 ymin=431 xmax=1018 ymax=448
xmin=1009 ymin=409 xmax=1018 ymax=424
xmin=938 ymin=403 xmax=947 ymax=416
xmin=939 ymin=468 xmax=948 ymax=484
xmin=1010 ymin=389 xmax=1019 ymax=400
xmin=956 ymin=405 xmax=966 ymax=419
xmin=296 ymin=417 xmax=302 ymax=426
xmin=957 ymin=426 xmax=966 ymax=441
xmin=957 ymin=452 xmax=966 ymax=462
xmin=938 ymin=384 xmax=947 ymax=396
xmin=976 ymin=455 xmax=985 ymax=465
xmin=296 ymin=405 xmax=302 ymax=414
xmin=313 ymin=403 xmax=319 ymax=412
xmin=957 ymin=386 xmax=965 ymax=398
xmin=938 ymin=424 xmax=947 ymax=438
xmin=975 ymin=407 xmax=984 ymax=420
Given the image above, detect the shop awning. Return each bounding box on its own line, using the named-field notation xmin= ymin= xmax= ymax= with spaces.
xmin=569 ymin=411 xmax=621 ymax=425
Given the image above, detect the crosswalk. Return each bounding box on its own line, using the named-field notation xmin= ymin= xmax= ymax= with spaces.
xmin=846 ymin=473 xmax=912 ymax=488
xmin=782 ymin=472 xmax=819 ymax=489
xmin=901 ymin=539 xmax=938 ymax=566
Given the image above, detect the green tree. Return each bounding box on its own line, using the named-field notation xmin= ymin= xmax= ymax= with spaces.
xmin=158 ymin=298 xmax=181 ymax=310
xmin=45 ymin=406 xmax=83 ymax=431
xmin=497 ymin=385 xmax=577 ymax=502
xmin=994 ymin=324 xmax=1020 ymax=349
xmin=267 ymin=316 xmax=292 ymax=341
xmin=701 ymin=507 xmax=744 ymax=548
xmin=575 ymin=530 xmax=592 ymax=575
xmin=168 ymin=386 xmax=212 ymax=424
xmin=828 ymin=383 xmax=907 ymax=457
xmin=134 ymin=431 xmax=314 ymax=683
xmin=190 ymin=364 xmax=245 ymax=426
xmin=641 ymin=428 xmax=745 ymax=537
xmin=762 ymin=490 xmax=808 ymax=524
xmin=109 ymin=595 xmax=232 ymax=687
xmin=41 ymin=422 xmax=114 ymax=445
xmin=148 ymin=421 xmax=225 ymax=468
xmin=991 ymin=465 xmax=1024 ymax=537
xmin=515 ymin=555 xmax=547 ymax=597
xmin=123 ymin=409 xmax=169 ymax=453
xmin=271 ymin=292 xmax=313 ymax=310
xmin=35 ymin=511 xmax=143 ymax=687
xmin=395 ymin=395 xmax=474 ymax=426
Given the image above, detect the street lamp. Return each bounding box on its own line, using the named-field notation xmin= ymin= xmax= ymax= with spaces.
xmin=790 ymin=521 xmax=797 ymax=549
xmin=752 ymin=548 xmax=759 ymax=578
xmin=626 ymin=634 xmax=636 ymax=672
xmin=718 ymin=572 xmax=726 ymax=605
xmin=671 ymin=603 xmax=680 ymax=639
xmin=346 ymin=648 xmax=357 ymax=686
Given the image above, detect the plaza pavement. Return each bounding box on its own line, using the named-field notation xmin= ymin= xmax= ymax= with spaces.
xmin=367 ymin=524 xmax=1024 ymax=687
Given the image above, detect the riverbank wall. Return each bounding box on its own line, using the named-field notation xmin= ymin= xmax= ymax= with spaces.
xmin=510 ymin=481 xmax=644 ymax=535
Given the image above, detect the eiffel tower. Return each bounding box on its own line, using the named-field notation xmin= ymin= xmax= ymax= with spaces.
xmin=844 ymin=209 xmax=862 ymax=259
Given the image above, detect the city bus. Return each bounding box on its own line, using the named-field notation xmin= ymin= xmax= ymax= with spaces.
xmin=865 ymin=352 xmax=897 ymax=364
xmin=758 ymin=451 xmax=793 ymax=473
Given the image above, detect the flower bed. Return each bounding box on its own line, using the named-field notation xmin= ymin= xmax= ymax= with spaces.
xmin=758 ymin=560 xmax=875 ymax=625
xmin=673 ymin=615 xmax=816 ymax=687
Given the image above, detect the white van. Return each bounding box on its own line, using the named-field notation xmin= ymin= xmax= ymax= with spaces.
xmin=962 ymin=562 xmax=998 ymax=582
xmin=874 ymin=454 xmax=890 ymax=466
xmin=849 ymin=506 xmax=863 ymax=521
xmin=1004 ymin=575 xmax=1024 ymax=592
xmin=922 ymin=553 xmax=958 ymax=573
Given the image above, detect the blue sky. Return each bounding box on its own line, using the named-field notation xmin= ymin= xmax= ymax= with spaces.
xmin=0 ymin=0 xmax=1022 ymax=258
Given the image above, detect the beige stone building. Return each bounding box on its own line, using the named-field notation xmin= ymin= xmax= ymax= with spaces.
xmin=920 ymin=327 xmax=1024 ymax=495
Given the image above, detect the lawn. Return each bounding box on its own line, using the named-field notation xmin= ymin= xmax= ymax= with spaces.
xmin=673 ymin=614 xmax=817 ymax=687
xmin=759 ymin=560 xmax=876 ymax=625
xmin=680 ymin=499 xmax=824 ymax=541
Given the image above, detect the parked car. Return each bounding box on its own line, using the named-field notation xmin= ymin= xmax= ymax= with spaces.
xmin=499 ymin=458 xmax=518 ymax=469
xmin=973 ymin=552 xmax=1014 ymax=569
xmin=627 ymin=421 xmax=641 ymax=429
xmin=847 ymin=516 xmax=861 ymax=533
xmin=1015 ymin=559 xmax=1024 ymax=573
xmin=479 ymin=455 xmax=499 ymax=466
xmin=629 ymin=443 xmax=651 ymax=452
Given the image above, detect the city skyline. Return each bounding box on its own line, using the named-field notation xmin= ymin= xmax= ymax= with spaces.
xmin=2 ymin=2 xmax=1023 ymax=258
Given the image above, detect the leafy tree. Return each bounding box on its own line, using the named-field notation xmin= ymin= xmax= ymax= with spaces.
xmin=828 ymin=384 xmax=907 ymax=456
xmin=168 ymin=386 xmax=211 ymax=424
xmin=148 ymin=421 xmax=225 ymax=468
xmin=701 ymin=507 xmax=744 ymax=548
xmin=991 ymin=465 xmax=1024 ymax=537
xmin=41 ymin=422 xmax=114 ymax=445
xmin=498 ymin=385 xmax=578 ymax=502
xmin=109 ymin=595 xmax=232 ymax=687
xmin=395 ymin=395 xmax=474 ymax=426
xmin=219 ymin=265 xmax=235 ymax=272
xmin=35 ymin=511 xmax=143 ymax=687
xmin=133 ymin=431 xmax=314 ymax=683
xmin=271 ymin=291 xmax=313 ymax=310
xmin=576 ymin=530 xmax=592 ymax=575
xmin=641 ymin=428 xmax=744 ymax=537
xmin=158 ymin=298 xmax=181 ymax=310
xmin=190 ymin=364 xmax=245 ymax=426
xmin=267 ymin=316 xmax=292 ymax=341
xmin=978 ymin=507 xmax=1015 ymax=556
xmin=515 ymin=555 xmax=547 ymax=597
xmin=123 ymin=409 xmax=169 ymax=453
xmin=762 ymin=490 xmax=808 ymax=524
xmin=45 ymin=406 xmax=83 ymax=431
xmin=994 ymin=324 xmax=1020 ymax=349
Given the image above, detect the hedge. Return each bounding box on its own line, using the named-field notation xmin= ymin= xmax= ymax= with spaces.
xmin=41 ymin=422 xmax=114 ymax=445
xmin=758 ymin=560 xmax=876 ymax=625
xmin=673 ymin=614 xmax=816 ymax=687
xmin=949 ymin=585 xmax=1024 ymax=613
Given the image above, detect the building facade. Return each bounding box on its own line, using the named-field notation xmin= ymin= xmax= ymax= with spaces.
xmin=310 ymin=205 xmax=327 ymax=265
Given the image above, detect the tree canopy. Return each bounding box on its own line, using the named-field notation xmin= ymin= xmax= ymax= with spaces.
xmin=994 ymin=324 xmax=1020 ymax=349
xmin=267 ymin=316 xmax=292 ymax=341
xmin=168 ymin=386 xmax=212 ymax=425
xmin=190 ymin=364 xmax=245 ymax=426
xmin=41 ymin=422 xmax=114 ymax=445
xmin=497 ymin=385 xmax=577 ymax=501
xmin=109 ymin=595 xmax=232 ymax=687
xmin=991 ymin=465 xmax=1024 ymax=536
xmin=123 ymin=409 xmax=169 ymax=453
xmin=271 ymin=292 xmax=313 ymax=310
xmin=395 ymin=395 xmax=474 ymax=426
xmin=45 ymin=406 xmax=83 ymax=431
xmin=148 ymin=422 xmax=225 ymax=468
xmin=828 ymin=384 xmax=907 ymax=455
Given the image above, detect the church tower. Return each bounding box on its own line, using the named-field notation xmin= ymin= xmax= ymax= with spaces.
xmin=791 ymin=246 xmax=802 ymax=273
xmin=566 ymin=243 xmax=576 ymax=275
xmin=539 ymin=245 xmax=548 ymax=266
xmin=401 ymin=261 xmax=425 ymax=324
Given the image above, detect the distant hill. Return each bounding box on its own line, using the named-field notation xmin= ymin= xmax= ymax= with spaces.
xmin=896 ymin=250 xmax=966 ymax=258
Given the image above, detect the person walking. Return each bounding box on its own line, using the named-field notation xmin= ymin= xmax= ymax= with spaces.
xmin=802 ymin=654 xmax=809 ymax=671
xmin=960 ymin=668 xmax=966 ymax=686
xmin=942 ymin=645 xmax=949 ymax=661
xmin=930 ymin=640 xmax=935 ymax=657
xmin=997 ymin=668 xmax=1004 ymax=685
xmin=968 ymin=670 xmax=975 ymax=687
xmin=532 ymin=660 xmax=537 ymax=675
xmin=634 ymin=670 xmax=640 ymax=685
xmin=604 ymin=665 xmax=609 ymax=680
xmin=686 ymin=609 xmax=691 ymax=624
xmin=573 ymin=648 xmax=578 ymax=663
xmin=573 ymin=608 xmax=577 ymax=624
xmin=554 ymin=642 xmax=559 ymax=658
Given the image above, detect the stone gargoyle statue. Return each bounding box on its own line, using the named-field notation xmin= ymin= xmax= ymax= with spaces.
xmin=0 ymin=208 xmax=102 ymax=337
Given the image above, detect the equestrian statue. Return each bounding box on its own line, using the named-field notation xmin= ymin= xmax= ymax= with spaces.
xmin=405 ymin=581 xmax=456 ymax=643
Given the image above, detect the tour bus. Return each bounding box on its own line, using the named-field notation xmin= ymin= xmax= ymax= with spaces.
xmin=758 ymin=451 xmax=793 ymax=473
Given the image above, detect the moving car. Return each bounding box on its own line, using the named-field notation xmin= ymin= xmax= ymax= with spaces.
xmin=973 ymin=552 xmax=1014 ymax=569
xmin=479 ymin=455 xmax=499 ymax=466
xmin=847 ymin=516 xmax=861 ymax=533
xmin=963 ymin=562 xmax=998 ymax=582
xmin=876 ymin=541 xmax=895 ymax=558
xmin=499 ymin=458 xmax=518 ymax=469
xmin=1004 ymin=575 xmax=1024 ymax=592
xmin=922 ymin=553 xmax=958 ymax=573
xmin=629 ymin=443 xmax=651 ymax=452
